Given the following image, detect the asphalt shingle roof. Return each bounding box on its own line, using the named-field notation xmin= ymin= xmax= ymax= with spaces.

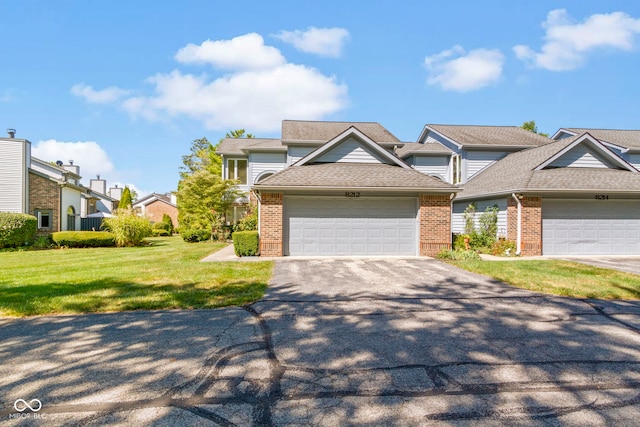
xmin=427 ymin=125 xmax=551 ymax=147
xmin=396 ymin=142 xmax=452 ymax=158
xmin=459 ymin=137 xmax=640 ymax=198
xmin=253 ymin=163 xmax=456 ymax=190
xmin=282 ymin=120 xmax=400 ymax=143
xmin=216 ymin=138 xmax=285 ymax=156
xmin=564 ymin=128 xmax=640 ymax=150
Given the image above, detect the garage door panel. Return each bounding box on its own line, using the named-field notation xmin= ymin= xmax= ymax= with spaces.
xmin=285 ymin=197 xmax=417 ymax=256
xmin=543 ymin=200 xmax=640 ymax=255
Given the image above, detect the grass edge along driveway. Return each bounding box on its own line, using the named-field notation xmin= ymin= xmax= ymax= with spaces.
xmin=0 ymin=237 xmax=273 ymax=317
xmin=449 ymin=259 xmax=640 ymax=300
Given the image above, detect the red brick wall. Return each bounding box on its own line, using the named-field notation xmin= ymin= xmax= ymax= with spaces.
xmin=28 ymin=172 xmax=60 ymax=233
xmin=506 ymin=196 xmax=542 ymax=256
xmin=145 ymin=200 xmax=179 ymax=227
xmin=419 ymin=194 xmax=452 ymax=256
xmin=259 ymin=192 xmax=283 ymax=256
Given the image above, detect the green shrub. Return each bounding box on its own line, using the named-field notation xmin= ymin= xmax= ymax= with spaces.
xmin=181 ymin=229 xmax=210 ymax=243
xmin=161 ymin=213 xmax=174 ymax=234
xmin=232 ymin=231 xmax=259 ymax=256
xmin=152 ymin=229 xmax=170 ymax=237
xmin=436 ymin=249 xmax=481 ymax=261
xmin=235 ymin=206 xmax=258 ymax=231
xmin=453 ymin=234 xmax=471 ymax=250
xmin=102 ymin=211 xmax=152 ymax=247
xmin=491 ymin=239 xmax=518 ymax=257
xmin=31 ymin=235 xmax=53 ymax=249
xmin=52 ymin=231 xmax=116 ymax=248
xmin=0 ymin=212 xmax=37 ymax=248
xmin=153 ymin=221 xmax=171 ymax=232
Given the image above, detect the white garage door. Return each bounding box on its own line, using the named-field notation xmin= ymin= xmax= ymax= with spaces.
xmin=543 ymin=199 xmax=640 ymax=255
xmin=285 ymin=197 xmax=417 ymax=256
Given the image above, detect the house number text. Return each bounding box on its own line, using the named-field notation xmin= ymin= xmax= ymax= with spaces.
xmin=595 ymin=195 xmax=609 ymax=200
xmin=345 ymin=192 xmax=360 ymax=198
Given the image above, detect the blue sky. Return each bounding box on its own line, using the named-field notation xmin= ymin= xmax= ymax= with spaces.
xmin=2 ymin=1 xmax=640 ymax=195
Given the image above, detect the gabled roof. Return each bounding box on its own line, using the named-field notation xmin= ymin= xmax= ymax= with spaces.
xmin=252 ymin=163 xmax=457 ymax=192
xmin=552 ymin=128 xmax=640 ymax=151
xmin=458 ymin=133 xmax=640 ymax=199
xmin=216 ymin=138 xmax=285 ymax=156
xmin=295 ymin=126 xmax=410 ymax=169
xmin=133 ymin=192 xmax=176 ymax=208
xmin=419 ymin=125 xmax=551 ymax=148
xmin=282 ymin=120 xmax=400 ymax=144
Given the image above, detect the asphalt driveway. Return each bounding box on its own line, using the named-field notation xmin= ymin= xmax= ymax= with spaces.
xmin=1 ymin=258 xmax=640 ymax=426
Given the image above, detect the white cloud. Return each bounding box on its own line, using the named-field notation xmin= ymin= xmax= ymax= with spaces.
xmin=32 ymin=139 xmax=115 ymax=180
xmin=513 ymin=9 xmax=640 ymax=71
xmin=424 ymin=45 xmax=504 ymax=92
xmin=274 ymin=27 xmax=350 ymax=57
xmin=174 ymin=33 xmax=286 ymax=70
xmin=71 ymin=83 xmax=131 ymax=103
xmin=119 ymin=33 xmax=348 ymax=132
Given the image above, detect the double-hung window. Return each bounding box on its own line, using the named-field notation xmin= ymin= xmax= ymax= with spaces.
xmin=227 ymin=159 xmax=247 ymax=184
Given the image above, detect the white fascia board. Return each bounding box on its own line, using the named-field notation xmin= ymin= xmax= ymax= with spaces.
xmin=535 ymin=133 xmax=637 ymax=172
xmin=252 ymin=184 xmax=460 ymax=193
xmin=295 ymin=127 xmax=411 ymax=169
xmin=550 ymin=128 xmax=577 ymax=140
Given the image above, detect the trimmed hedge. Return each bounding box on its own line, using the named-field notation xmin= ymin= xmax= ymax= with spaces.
xmin=152 ymin=229 xmax=170 ymax=237
xmin=232 ymin=231 xmax=259 ymax=257
xmin=52 ymin=231 xmax=116 ymax=248
xmin=181 ymin=229 xmax=210 ymax=243
xmin=0 ymin=212 xmax=37 ymax=248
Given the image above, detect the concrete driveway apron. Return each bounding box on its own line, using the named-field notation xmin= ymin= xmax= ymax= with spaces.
xmin=1 ymin=258 xmax=639 ymax=426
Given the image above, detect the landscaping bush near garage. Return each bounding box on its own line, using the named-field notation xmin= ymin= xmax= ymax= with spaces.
xmin=52 ymin=231 xmax=116 ymax=248
xmin=436 ymin=249 xmax=481 ymax=261
xmin=181 ymin=228 xmax=211 ymax=243
xmin=232 ymin=231 xmax=259 ymax=256
xmin=0 ymin=212 xmax=37 ymax=248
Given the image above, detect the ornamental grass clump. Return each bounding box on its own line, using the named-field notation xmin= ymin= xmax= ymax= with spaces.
xmin=102 ymin=210 xmax=152 ymax=247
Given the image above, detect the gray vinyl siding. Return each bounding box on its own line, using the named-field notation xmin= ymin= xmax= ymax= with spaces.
xmin=249 ymin=152 xmax=287 ymax=184
xmin=314 ymin=137 xmax=386 ymax=164
xmin=412 ymin=156 xmax=449 ymax=180
xmin=423 ymin=132 xmax=459 ymax=152
xmin=465 ymin=151 xmax=507 ymax=180
xmin=548 ymin=145 xmax=611 ymax=168
xmin=452 ymin=198 xmax=508 ymax=237
xmin=288 ymin=146 xmax=316 ymax=165
xmin=0 ymin=139 xmax=29 ymax=212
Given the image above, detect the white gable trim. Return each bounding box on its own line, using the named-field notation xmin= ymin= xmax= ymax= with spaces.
xmin=552 ymin=128 xmax=629 ymax=153
xmin=417 ymin=125 xmax=462 ymax=149
xmin=550 ymin=128 xmax=577 ymax=140
xmin=536 ymin=133 xmax=637 ymax=172
xmin=295 ymin=127 xmax=410 ymax=169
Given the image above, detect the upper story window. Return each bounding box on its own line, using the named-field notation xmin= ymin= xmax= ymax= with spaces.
xmin=452 ymin=155 xmax=461 ymax=184
xmin=226 ymin=159 xmax=247 ymax=184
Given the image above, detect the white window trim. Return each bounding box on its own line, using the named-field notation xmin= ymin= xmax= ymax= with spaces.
xmin=225 ymin=158 xmax=248 ymax=184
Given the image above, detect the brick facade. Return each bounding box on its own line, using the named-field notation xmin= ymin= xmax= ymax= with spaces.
xmin=507 ymin=196 xmax=542 ymax=256
xmin=259 ymin=192 xmax=283 ymax=256
xmin=28 ymin=172 xmax=60 ymax=233
xmin=144 ymin=200 xmax=179 ymax=227
xmin=419 ymin=194 xmax=452 ymax=256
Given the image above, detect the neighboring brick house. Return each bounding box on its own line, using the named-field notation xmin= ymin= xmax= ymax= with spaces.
xmin=1 ymin=130 xmax=121 ymax=234
xmin=133 ymin=193 xmax=178 ymax=227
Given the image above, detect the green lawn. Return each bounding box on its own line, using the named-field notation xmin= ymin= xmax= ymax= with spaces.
xmin=0 ymin=237 xmax=273 ymax=317
xmin=450 ymin=259 xmax=640 ymax=299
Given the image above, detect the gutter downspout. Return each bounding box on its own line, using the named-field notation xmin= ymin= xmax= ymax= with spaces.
xmin=511 ymin=193 xmax=522 ymax=255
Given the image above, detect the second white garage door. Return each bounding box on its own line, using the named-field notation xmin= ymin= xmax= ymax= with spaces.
xmin=285 ymin=197 xmax=418 ymax=256
xmin=543 ymin=199 xmax=640 ymax=255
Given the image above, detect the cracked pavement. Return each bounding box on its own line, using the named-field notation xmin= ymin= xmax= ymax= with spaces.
xmin=1 ymin=258 xmax=640 ymax=425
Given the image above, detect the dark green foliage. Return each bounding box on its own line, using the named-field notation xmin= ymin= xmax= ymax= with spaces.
xmin=235 ymin=206 xmax=258 ymax=231
xmin=152 ymin=229 xmax=170 ymax=237
xmin=31 ymin=235 xmax=53 ymax=249
xmin=52 ymin=231 xmax=116 ymax=248
xmin=232 ymin=231 xmax=259 ymax=256
xmin=181 ymin=229 xmax=211 ymax=243
xmin=161 ymin=213 xmax=174 ymax=234
xmin=0 ymin=213 xmax=37 ymax=248
xmin=153 ymin=221 xmax=171 ymax=232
